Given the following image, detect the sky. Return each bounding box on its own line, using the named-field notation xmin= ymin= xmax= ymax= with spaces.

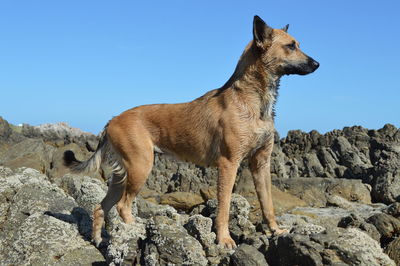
xmin=0 ymin=1 xmax=399 ymax=137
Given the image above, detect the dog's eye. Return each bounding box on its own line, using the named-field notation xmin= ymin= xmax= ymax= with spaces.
xmin=286 ymin=42 xmax=296 ymax=50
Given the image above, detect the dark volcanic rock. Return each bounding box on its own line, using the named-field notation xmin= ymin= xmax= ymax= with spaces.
xmin=230 ymin=244 xmax=268 ymax=266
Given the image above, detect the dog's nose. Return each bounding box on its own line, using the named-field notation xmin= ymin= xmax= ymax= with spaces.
xmin=311 ymin=59 xmax=319 ymax=70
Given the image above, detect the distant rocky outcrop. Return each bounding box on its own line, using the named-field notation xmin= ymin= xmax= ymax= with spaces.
xmin=0 ymin=116 xmax=399 ymax=265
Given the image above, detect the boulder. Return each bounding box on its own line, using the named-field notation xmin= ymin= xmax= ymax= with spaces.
xmin=385 ymin=237 xmax=400 ymax=266
xmin=370 ymin=140 xmax=400 ymax=204
xmin=160 ymin=191 xmax=204 ymax=211
xmin=56 ymin=174 xmax=107 ymax=214
xmin=338 ymin=213 xmax=381 ymax=241
xmin=268 ymin=233 xmax=325 ymax=266
xmin=21 ymin=122 xmax=99 ymax=150
xmin=233 ymin=167 xmax=307 ymax=223
xmin=106 ymin=219 xmax=147 ymax=265
xmin=0 ymin=213 xmax=105 ymax=265
xmin=272 ymin=177 xmax=372 ymax=207
xmin=141 ymin=215 xmax=208 ymax=265
xmin=230 ymin=244 xmax=268 ymax=266
xmin=184 ymin=214 xmax=217 ymax=256
xmin=0 ymin=167 xmax=105 ymax=265
xmin=0 ymin=116 xmax=25 ymax=143
xmin=0 ymin=138 xmax=56 ymax=173
xmin=367 ymin=213 xmax=400 ymax=243
xmin=203 ymin=194 xmax=257 ymax=243
xmin=385 ymin=202 xmax=400 ymax=218
xmin=268 ymin=227 xmax=395 ymax=266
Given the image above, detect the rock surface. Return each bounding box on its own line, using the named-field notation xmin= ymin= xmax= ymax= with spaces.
xmin=0 ymin=117 xmax=399 ymax=265
xmin=0 ymin=167 xmax=105 ymax=265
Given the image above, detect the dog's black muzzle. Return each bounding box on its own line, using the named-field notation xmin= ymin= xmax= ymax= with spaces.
xmin=283 ymin=57 xmax=320 ymax=75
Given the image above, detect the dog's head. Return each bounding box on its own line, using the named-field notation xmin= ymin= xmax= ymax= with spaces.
xmin=253 ymin=15 xmax=319 ymax=76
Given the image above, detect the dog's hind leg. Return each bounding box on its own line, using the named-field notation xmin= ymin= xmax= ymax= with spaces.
xmin=92 ymin=171 xmax=126 ymax=246
xmin=116 ymin=140 xmax=154 ymax=224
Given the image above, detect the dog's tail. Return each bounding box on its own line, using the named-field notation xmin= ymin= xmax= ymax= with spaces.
xmin=63 ymin=124 xmax=110 ymax=175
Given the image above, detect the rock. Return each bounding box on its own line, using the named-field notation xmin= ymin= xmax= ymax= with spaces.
xmin=268 ymin=227 xmax=396 ymax=266
xmin=303 ymin=152 xmax=325 ymax=177
xmin=56 ymin=173 xmax=138 ymax=235
xmin=289 ymin=203 xmax=385 ymax=229
xmin=326 ymin=194 xmax=354 ymax=209
xmin=338 ymin=213 xmax=381 ymax=241
xmin=0 ymin=213 xmax=105 ymax=265
xmin=21 ymin=121 xmax=99 ymax=150
xmin=322 ymin=228 xmax=395 ymax=266
xmin=160 ymin=191 xmax=204 ymax=211
xmin=290 ymin=223 xmax=326 ymax=235
xmin=0 ymin=116 xmax=25 ymax=143
xmin=269 ymin=186 xmax=308 ymax=219
xmin=233 ymin=167 xmax=307 ymax=223
xmin=0 ymin=167 xmax=105 ymax=265
xmin=142 ymin=215 xmax=208 ymax=265
xmin=200 ymin=186 xmax=217 ymax=200
xmin=145 ymin=154 xmax=218 ymax=194
xmin=230 ymin=244 xmax=268 ymax=266
xmin=136 ymin=196 xmax=180 ymax=221
xmin=273 ymin=177 xmax=372 ymax=208
xmin=3 ymin=182 xmax=77 ymax=234
xmin=273 ymin=178 xmax=329 ymax=207
xmin=367 ymin=213 xmax=400 ymax=243
xmin=0 ymin=168 xmax=77 ymax=236
xmin=184 ymin=215 xmax=217 ymax=256
xmin=326 ymin=179 xmax=372 ymax=204
xmin=56 ymin=174 xmax=107 ymax=214
xmin=385 ymin=202 xmax=400 ymax=218
xmin=370 ymin=140 xmax=400 ymax=204
xmin=48 ymin=143 xmax=101 ymax=180
xmin=331 ymin=136 xmax=371 ymax=179
xmin=106 ymin=219 xmax=147 ymax=265
xmin=385 ymin=237 xmax=400 ymax=266
xmin=203 ymin=194 xmax=257 ymax=243
xmin=0 ymin=138 xmax=56 ymax=173
xmin=268 ymin=233 xmax=325 ymax=266
xmin=2 ymin=118 xmax=400 ymax=265
xmin=57 ymin=244 xmax=106 ymax=265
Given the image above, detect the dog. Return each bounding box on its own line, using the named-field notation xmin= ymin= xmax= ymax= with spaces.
xmin=64 ymin=15 xmax=319 ymax=249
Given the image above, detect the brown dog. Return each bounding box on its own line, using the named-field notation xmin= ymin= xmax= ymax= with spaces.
xmin=64 ymin=15 xmax=319 ymax=248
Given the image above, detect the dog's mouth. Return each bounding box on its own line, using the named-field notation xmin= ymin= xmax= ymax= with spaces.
xmin=283 ymin=57 xmax=319 ymax=75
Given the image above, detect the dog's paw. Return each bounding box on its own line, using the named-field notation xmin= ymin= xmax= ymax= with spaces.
xmin=271 ymin=227 xmax=289 ymax=236
xmin=217 ymin=236 xmax=237 ymax=249
xmin=92 ymin=236 xmax=103 ymax=248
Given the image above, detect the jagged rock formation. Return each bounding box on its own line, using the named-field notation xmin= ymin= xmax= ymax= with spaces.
xmin=0 ymin=116 xmax=398 ymax=265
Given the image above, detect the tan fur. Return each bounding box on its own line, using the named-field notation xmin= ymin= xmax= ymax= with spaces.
xmin=81 ymin=16 xmax=319 ymax=248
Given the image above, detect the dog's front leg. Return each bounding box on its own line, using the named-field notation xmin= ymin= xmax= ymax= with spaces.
xmin=216 ymin=156 xmax=239 ymax=249
xmin=250 ymin=140 xmax=287 ymax=235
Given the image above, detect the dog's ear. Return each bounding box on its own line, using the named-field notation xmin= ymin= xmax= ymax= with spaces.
xmin=282 ymin=24 xmax=289 ymax=32
xmin=253 ymin=15 xmax=273 ymax=47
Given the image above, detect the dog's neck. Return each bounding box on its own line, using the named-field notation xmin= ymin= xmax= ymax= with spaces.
xmin=221 ymin=41 xmax=281 ymax=120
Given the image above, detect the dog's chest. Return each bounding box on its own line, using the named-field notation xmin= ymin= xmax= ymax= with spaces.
xmin=247 ymin=121 xmax=275 ymax=153
xmin=261 ymin=79 xmax=279 ymax=120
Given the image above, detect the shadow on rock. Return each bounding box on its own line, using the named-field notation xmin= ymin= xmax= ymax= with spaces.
xmin=44 ymin=207 xmax=110 ymax=263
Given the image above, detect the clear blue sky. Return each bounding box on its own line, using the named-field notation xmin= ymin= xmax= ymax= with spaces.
xmin=1 ymin=1 xmax=399 ymax=137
